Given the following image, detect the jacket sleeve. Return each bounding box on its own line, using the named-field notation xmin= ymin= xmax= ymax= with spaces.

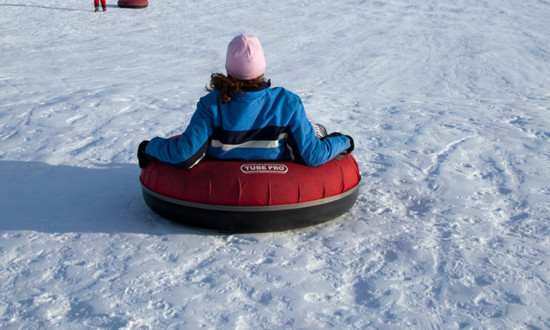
xmin=145 ymin=101 xmax=213 ymax=169
xmin=287 ymin=99 xmax=351 ymax=167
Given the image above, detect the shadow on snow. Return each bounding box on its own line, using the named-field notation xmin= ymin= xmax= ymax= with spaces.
xmin=0 ymin=3 xmax=118 ymax=12
xmin=0 ymin=161 xmax=200 ymax=235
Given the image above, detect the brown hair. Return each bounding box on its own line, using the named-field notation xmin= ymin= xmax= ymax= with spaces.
xmin=206 ymin=73 xmax=269 ymax=103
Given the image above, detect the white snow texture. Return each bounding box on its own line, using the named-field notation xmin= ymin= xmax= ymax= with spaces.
xmin=1 ymin=0 xmax=550 ymax=328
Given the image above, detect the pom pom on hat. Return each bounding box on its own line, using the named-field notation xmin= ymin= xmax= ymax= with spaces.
xmin=225 ymin=34 xmax=266 ymax=80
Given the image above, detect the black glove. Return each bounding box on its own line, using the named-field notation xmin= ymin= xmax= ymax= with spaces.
xmin=345 ymin=135 xmax=354 ymax=153
xmin=137 ymin=140 xmax=150 ymax=168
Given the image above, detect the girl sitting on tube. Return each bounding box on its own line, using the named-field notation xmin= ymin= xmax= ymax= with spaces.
xmin=138 ymin=34 xmax=353 ymax=169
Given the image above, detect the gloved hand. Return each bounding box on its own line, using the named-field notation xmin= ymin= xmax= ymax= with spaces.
xmin=345 ymin=135 xmax=354 ymax=153
xmin=137 ymin=140 xmax=150 ymax=168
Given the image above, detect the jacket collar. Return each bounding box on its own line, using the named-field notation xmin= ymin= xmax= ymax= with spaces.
xmin=243 ymin=80 xmax=271 ymax=92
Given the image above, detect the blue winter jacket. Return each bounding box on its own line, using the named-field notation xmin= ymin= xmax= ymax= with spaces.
xmin=145 ymin=86 xmax=351 ymax=168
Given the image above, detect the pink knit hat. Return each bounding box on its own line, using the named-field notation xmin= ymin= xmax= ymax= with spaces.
xmin=225 ymin=34 xmax=266 ymax=80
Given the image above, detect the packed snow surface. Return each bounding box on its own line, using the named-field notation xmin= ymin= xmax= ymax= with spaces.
xmin=1 ymin=0 xmax=550 ymax=328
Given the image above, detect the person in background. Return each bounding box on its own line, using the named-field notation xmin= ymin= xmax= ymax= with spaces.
xmin=94 ymin=0 xmax=106 ymax=12
xmin=138 ymin=34 xmax=354 ymax=169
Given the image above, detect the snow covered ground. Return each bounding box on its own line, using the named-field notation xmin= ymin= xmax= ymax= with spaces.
xmin=1 ymin=0 xmax=550 ymax=328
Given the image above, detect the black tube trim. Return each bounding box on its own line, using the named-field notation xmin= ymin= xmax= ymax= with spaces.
xmin=140 ymin=181 xmax=360 ymax=233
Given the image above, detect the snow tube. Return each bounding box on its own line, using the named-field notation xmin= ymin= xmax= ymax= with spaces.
xmin=118 ymin=0 xmax=148 ymax=8
xmin=140 ymin=154 xmax=361 ymax=233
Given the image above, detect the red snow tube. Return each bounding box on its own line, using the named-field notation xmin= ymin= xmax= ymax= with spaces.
xmin=140 ymin=154 xmax=361 ymax=232
xmin=118 ymin=0 xmax=148 ymax=8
